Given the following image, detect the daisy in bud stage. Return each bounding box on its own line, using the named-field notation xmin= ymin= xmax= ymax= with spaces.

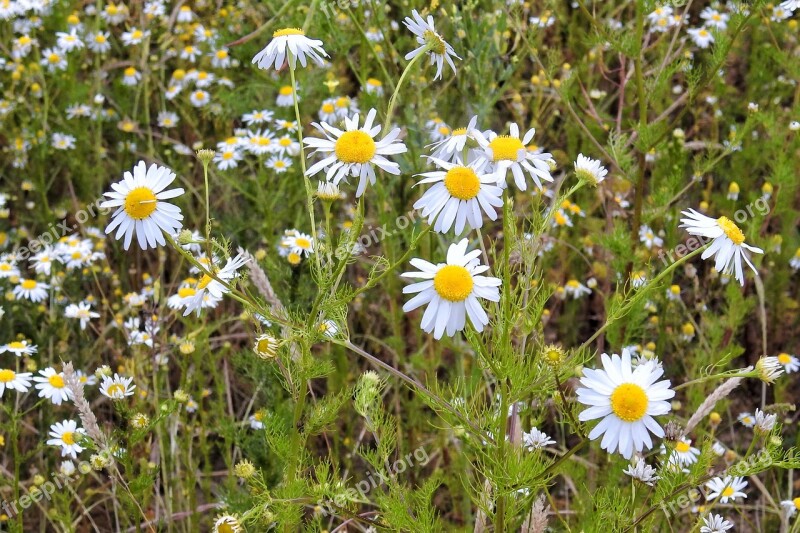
xmin=304 ymin=109 xmax=407 ymax=197
xmin=576 ymin=351 xmax=675 ymax=459
xmin=680 ymin=208 xmax=763 ymax=286
xmin=413 ymin=157 xmax=503 ymax=234
xmin=705 ymin=476 xmax=747 ymax=504
xmin=473 ymin=123 xmax=555 ymax=191
xmin=252 ymin=28 xmax=328 ymax=70
xmin=401 ymin=238 xmax=501 ymax=339
xmin=403 ymin=10 xmax=461 ymax=80
xmin=101 ymin=161 xmax=185 ymax=250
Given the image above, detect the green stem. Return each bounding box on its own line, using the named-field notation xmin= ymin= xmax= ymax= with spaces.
xmin=382 ymin=45 xmax=429 ymax=134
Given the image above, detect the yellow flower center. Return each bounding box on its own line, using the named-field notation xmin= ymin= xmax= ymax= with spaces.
xmin=438 ymin=126 xmax=451 ymax=135
xmin=294 ymin=237 xmax=311 ymax=250
xmin=21 ymin=279 xmax=37 ymax=290
xmin=273 ymin=27 xmax=304 ymax=37
xmin=335 ymin=97 xmax=350 ymax=108
xmin=488 ymin=135 xmax=524 ymax=162
xmin=197 ymin=274 xmax=213 ymax=290
xmin=124 ymin=67 xmax=136 ymax=76
xmin=452 ymin=127 xmax=467 ymax=135
xmin=95 ymin=34 xmax=106 ymax=43
xmin=131 ymin=30 xmax=143 ymax=40
xmin=124 ymin=187 xmax=158 ymax=220
xmin=48 ymin=53 xmax=60 ymax=63
xmin=106 ymin=383 xmax=125 ymax=396
xmin=279 ymin=138 xmax=292 ymax=147
xmin=256 ymin=338 xmax=275 ymax=354
xmin=367 ymin=78 xmax=382 ymax=86
xmin=0 ymin=369 xmax=15 ymax=382
xmin=778 ymin=353 xmax=792 ymax=365
xmin=0 ymin=264 xmax=10 ymax=272
xmin=7 ymin=341 xmax=25 ymax=350
xmin=49 ymin=374 xmax=65 ymax=388
xmin=335 ymin=131 xmax=376 ymax=164
xmin=61 ymin=432 xmax=75 ymax=445
xmin=717 ymin=217 xmax=744 ymax=245
xmin=321 ymin=103 xmax=335 ymax=114
xmin=287 ymin=252 xmax=301 ymax=265
xmin=444 ymin=167 xmax=481 ymax=200
xmin=178 ymin=287 xmax=196 ymax=298
xmin=279 ymin=85 xmax=293 ymax=95
xmin=793 ymin=497 xmax=800 ymax=510
xmin=433 ymin=265 xmax=473 ymax=302
xmin=721 ymin=487 xmax=735 ymax=498
xmin=675 ymin=441 xmax=690 ymax=453
xmin=609 ymin=383 xmax=648 ymax=422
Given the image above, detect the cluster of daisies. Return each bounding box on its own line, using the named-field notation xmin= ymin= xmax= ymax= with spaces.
xmin=1 ymin=0 xmax=247 ymax=169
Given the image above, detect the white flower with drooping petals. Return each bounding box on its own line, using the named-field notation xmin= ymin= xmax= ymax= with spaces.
xmin=705 ymin=476 xmax=747 ymax=504
xmin=252 ymin=28 xmax=328 ymax=70
xmin=402 ymin=10 xmax=461 ymax=81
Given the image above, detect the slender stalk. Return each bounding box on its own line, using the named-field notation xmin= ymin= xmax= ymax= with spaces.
xmin=382 ymin=45 xmax=430 ymax=134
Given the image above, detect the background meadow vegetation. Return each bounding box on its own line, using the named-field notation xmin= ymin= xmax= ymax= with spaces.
xmin=1 ymin=0 xmax=800 ymax=531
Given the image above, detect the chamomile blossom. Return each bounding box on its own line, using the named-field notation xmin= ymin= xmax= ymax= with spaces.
xmin=13 ymin=278 xmax=49 ymax=302
xmin=64 ymin=302 xmax=100 ymax=330
xmin=401 ymin=238 xmax=501 ymax=339
xmin=663 ymin=438 xmax=700 ymax=467
xmin=576 ymin=351 xmax=675 ymax=459
xmin=276 ymin=85 xmax=297 ymax=106
xmin=33 ymin=367 xmax=74 ymax=405
xmin=522 ymin=428 xmax=556 ymax=450
xmin=412 ymin=157 xmax=503 ymax=234
xmin=0 ymin=340 xmax=37 ymax=356
xmin=252 ymin=28 xmax=328 ymax=70
xmin=99 ymin=373 xmax=136 ymax=399
xmin=624 ymin=456 xmax=659 ymax=486
xmin=0 ymin=368 xmax=32 ymax=397
xmin=574 ymin=154 xmax=608 ymax=185
xmin=680 ymin=208 xmax=763 ymax=286
xmin=428 ymin=116 xmax=479 ymax=162
xmin=778 ymin=353 xmax=800 ymax=373
xmin=781 ymin=497 xmax=800 ymax=518
xmin=304 ymin=108 xmax=407 ymax=197
xmin=183 ymin=253 xmax=249 ymax=316
xmin=101 ymin=161 xmax=185 ymax=250
xmin=688 ymin=27 xmax=715 ymax=49
xmin=215 ymin=148 xmax=242 ymax=170
xmin=705 ymin=476 xmax=747 ymax=504
xmin=47 ymin=420 xmax=85 ymax=459
xmin=403 ymin=10 xmax=461 ymax=81
xmin=700 ymin=514 xmax=734 ymax=533
xmin=473 ymin=124 xmax=555 ymax=191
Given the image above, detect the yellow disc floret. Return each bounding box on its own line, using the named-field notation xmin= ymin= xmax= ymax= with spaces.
xmin=444 ymin=167 xmax=481 ymax=200
xmin=433 ymin=265 xmax=473 ymax=302
xmin=609 ymin=383 xmax=648 ymax=422
xmin=488 ymin=135 xmax=524 ymax=162
xmin=124 ymin=187 xmax=158 ymax=220
xmin=717 ymin=216 xmax=745 ymax=245
xmin=335 ymin=131 xmax=376 ymax=164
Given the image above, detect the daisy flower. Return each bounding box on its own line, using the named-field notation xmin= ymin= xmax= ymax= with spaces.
xmin=304 ymin=109 xmax=407 ymax=197
xmin=363 ymin=78 xmax=384 ymax=96
xmin=778 ymin=353 xmax=800 ymax=373
xmin=563 ymin=279 xmax=591 ymax=299
xmin=781 ymin=497 xmax=800 ymax=518
xmin=47 ymin=420 xmax=85 ymax=459
xmin=100 ymin=161 xmax=185 ymax=250
xmin=756 ymin=356 xmax=784 ymax=383
xmin=13 ymin=278 xmax=49 ymax=302
xmin=121 ymin=27 xmax=149 ymax=46
xmin=252 ymin=28 xmax=328 ymax=70
xmin=242 ymin=109 xmax=274 ymax=126
xmin=705 ymin=476 xmax=747 ymax=504
xmin=183 ymin=253 xmax=249 ymax=316
xmin=700 ymin=514 xmax=733 ymax=533
xmin=663 ymin=437 xmax=700 ymax=467
xmin=473 ymin=124 xmax=555 ymax=191
xmin=99 ymin=373 xmax=136 ymax=399
xmin=401 ymin=238 xmax=501 ymax=339
xmin=680 ymin=209 xmax=763 ymax=286
xmin=276 ymin=85 xmax=298 ymax=106
xmin=403 ymin=10 xmax=461 ymax=80
xmin=428 ymin=116 xmax=479 ymax=162
xmin=213 ymin=514 xmax=243 ymax=533
xmin=576 ymin=351 xmax=675 ymax=459
xmin=688 ymin=27 xmax=714 ymax=49
xmin=623 ymin=456 xmax=659 ymax=486
xmin=64 ymin=302 xmax=100 ymax=330
xmin=215 ymin=149 xmax=242 ymax=170
xmin=189 ymin=90 xmax=210 ymax=107
xmin=34 ymin=367 xmax=74 ymax=405
xmin=412 ymin=157 xmax=503 ymax=234
xmin=266 ymin=155 xmax=292 ymax=173
xmin=88 ymin=31 xmax=111 ymax=53
xmin=738 ymin=411 xmax=755 ymax=427
xmin=574 ymin=153 xmax=608 ymax=185
xmin=0 ymin=368 xmax=32 ymax=397
xmin=0 ymin=340 xmax=37 ymax=356
xmin=157 ymin=111 xmax=179 ymax=128
xmin=522 ymin=427 xmax=556 ymax=450
xmin=754 ymin=408 xmax=777 ymax=433
xmin=282 ymin=232 xmax=315 ymax=257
